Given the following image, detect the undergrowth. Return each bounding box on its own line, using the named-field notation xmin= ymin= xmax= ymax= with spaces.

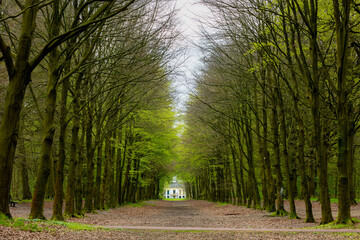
xmin=0 ymin=213 xmax=106 ymax=232
xmin=306 ymin=218 xmax=360 ymax=229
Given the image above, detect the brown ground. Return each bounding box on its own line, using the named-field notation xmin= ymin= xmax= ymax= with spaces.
xmin=2 ymin=199 xmax=360 ymax=239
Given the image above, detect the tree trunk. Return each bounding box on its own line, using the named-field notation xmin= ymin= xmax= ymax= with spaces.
xmin=349 ymin=126 xmax=356 ymax=205
xmin=75 ymin=123 xmax=85 ymax=215
xmin=30 ymin=0 xmax=61 ymax=219
xmin=94 ymin=140 xmax=103 ymax=210
xmin=19 ymin=137 xmax=32 ymax=200
xmin=0 ymin=0 xmax=39 ymax=218
xmin=100 ymin=138 xmax=108 ymax=209
xmin=115 ymin=125 xmax=123 ymax=206
xmin=230 ymin=140 xmax=242 ymax=205
xmin=52 ymin=76 xmax=69 ymax=220
xmin=333 ymin=0 xmax=352 ymax=224
xmin=271 ymin=82 xmax=286 ymax=216
xmin=277 ymin=86 xmax=298 ymax=219
xmin=262 ymin=70 xmax=275 ymax=212
xmin=84 ymin=105 xmax=94 ymax=212
xmin=64 ymin=73 xmax=82 ymax=216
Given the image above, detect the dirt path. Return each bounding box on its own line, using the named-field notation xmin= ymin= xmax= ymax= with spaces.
xmin=5 ymin=199 xmax=360 ymax=239
xmin=67 ymin=199 xmax=354 ymax=229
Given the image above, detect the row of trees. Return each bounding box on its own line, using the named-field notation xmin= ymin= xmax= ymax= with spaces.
xmin=0 ymin=0 xmax=178 ymax=220
xmin=177 ymin=0 xmax=360 ymax=224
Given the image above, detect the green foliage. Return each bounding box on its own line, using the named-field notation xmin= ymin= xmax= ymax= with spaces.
xmin=20 ymin=222 xmax=41 ymax=232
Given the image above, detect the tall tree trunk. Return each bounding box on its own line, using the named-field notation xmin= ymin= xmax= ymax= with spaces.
xmin=64 ymin=73 xmax=82 ymax=216
xmin=115 ymin=125 xmax=123 ymax=206
xmin=271 ymin=81 xmax=286 ymax=216
xmin=277 ymin=86 xmax=298 ymax=219
xmin=75 ymin=123 xmax=85 ymax=215
xmin=122 ymin=127 xmax=133 ymax=203
xmin=333 ymin=0 xmax=352 ymax=224
xmin=349 ymin=125 xmax=356 ymax=205
xmin=30 ymin=0 xmax=61 ymax=219
xmin=235 ymin=121 xmax=247 ymax=205
xmin=294 ymin=92 xmax=315 ymax=222
xmin=243 ymin=108 xmax=260 ymax=209
xmin=94 ymin=139 xmax=103 ymax=210
xmin=84 ymin=104 xmax=94 ymax=212
xmin=230 ymin=139 xmax=242 ymax=205
xmin=52 ymin=75 xmax=69 ymax=220
xmin=254 ymin=87 xmax=267 ymax=209
xmin=100 ymin=138 xmax=108 ymax=209
xmin=0 ymin=0 xmax=39 ymax=218
xmin=262 ymin=69 xmax=276 ymax=212
xmin=105 ymin=135 xmax=112 ymax=207
xmin=108 ymin=132 xmax=116 ymax=207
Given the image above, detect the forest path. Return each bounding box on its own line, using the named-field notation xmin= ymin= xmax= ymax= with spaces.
xmin=69 ymin=199 xmax=360 ymax=232
xmin=6 ymin=199 xmax=360 ymax=239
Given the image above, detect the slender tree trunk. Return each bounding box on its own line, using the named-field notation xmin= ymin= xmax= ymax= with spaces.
xmin=75 ymin=123 xmax=85 ymax=215
xmin=105 ymin=135 xmax=112 ymax=207
xmin=349 ymin=127 xmax=356 ymax=205
xmin=84 ymin=104 xmax=94 ymax=212
xmin=294 ymin=94 xmax=315 ymax=222
xmin=108 ymin=132 xmax=116 ymax=207
xmin=94 ymin=139 xmax=103 ymax=210
xmin=230 ymin=140 xmax=242 ymax=205
xmin=333 ymin=0 xmax=352 ymax=224
xmin=52 ymin=75 xmax=69 ymax=220
xmin=262 ymin=70 xmax=276 ymax=212
xmin=122 ymin=127 xmax=133 ymax=203
xmin=100 ymin=138 xmax=108 ymax=209
xmin=115 ymin=124 xmax=123 ymax=205
xmin=271 ymin=81 xmax=286 ymax=216
xmin=277 ymin=86 xmax=298 ymax=219
xmin=64 ymin=73 xmax=82 ymax=216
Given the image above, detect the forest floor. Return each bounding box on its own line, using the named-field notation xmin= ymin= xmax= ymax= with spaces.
xmin=3 ymin=199 xmax=360 ymax=239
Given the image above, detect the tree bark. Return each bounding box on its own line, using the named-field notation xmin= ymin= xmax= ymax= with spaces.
xmin=30 ymin=0 xmax=61 ymax=219
xmin=271 ymin=79 xmax=286 ymax=216
xmin=333 ymin=0 xmax=352 ymax=224
xmin=277 ymin=86 xmax=298 ymax=219
xmin=52 ymin=76 xmax=69 ymax=220
xmin=0 ymin=0 xmax=39 ymax=218
xmin=19 ymin=137 xmax=32 ymax=200
xmin=75 ymin=122 xmax=85 ymax=215
xmin=84 ymin=103 xmax=94 ymax=212
xmin=64 ymin=73 xmax=82 ymax=216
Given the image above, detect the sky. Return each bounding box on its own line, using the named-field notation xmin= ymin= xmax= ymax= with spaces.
xmin=172 ymin=0 xmax=212 ymax=114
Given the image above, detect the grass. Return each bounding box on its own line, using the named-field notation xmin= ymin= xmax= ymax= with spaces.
xmin=0 ymin=215 xmax=42 ymax=232
xmin=124 ymin=201 xmax=155 ymax=207
xmin=163 ymin=198 xmax=188 ymax=201
xmin=305 ymin=218 xmax=360 ymax=230
xmin=48 ymin=221 xmax=102 ymax=231
xmin=0 ymin=213 xmax=108 ymax=232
